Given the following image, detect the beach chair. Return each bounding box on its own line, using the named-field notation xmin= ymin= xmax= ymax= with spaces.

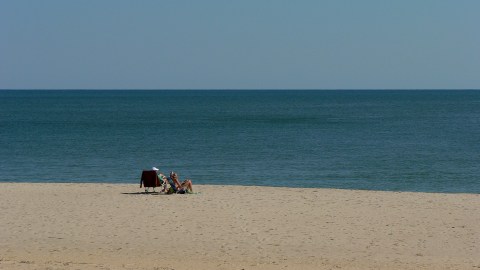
xmin=140 ymin=170 xmax=163 ymax=193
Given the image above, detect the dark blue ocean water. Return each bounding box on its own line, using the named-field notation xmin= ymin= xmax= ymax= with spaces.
xmin=1 ymin=90 xmax=479 ymax=193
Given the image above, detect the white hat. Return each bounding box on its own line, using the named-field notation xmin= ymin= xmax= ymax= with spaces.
xmin=152 ymin=167 xmax=159 ymax=171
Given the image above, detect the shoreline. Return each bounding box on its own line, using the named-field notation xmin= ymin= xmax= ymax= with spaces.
xmin=1 ymin=183 xmax=479 ymax=269
xmin=1 ymin=181 xmax=478 ymax=195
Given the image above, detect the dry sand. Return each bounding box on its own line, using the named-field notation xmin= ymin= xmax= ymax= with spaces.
xmin=0 ymin=183 xmax=478 ymax=270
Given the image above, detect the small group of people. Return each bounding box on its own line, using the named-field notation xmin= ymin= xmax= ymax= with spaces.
xmin=152 ymin=167 xmax=193 ymax=194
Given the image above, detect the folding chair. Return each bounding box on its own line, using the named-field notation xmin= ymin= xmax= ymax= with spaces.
xmin=140 ymin=170 xmax=163 ymax=193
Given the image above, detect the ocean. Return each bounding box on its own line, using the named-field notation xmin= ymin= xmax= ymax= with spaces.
xmin=0 ymin=90 xmax=479 ymax=193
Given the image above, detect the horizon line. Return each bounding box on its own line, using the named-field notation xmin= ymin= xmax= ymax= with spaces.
xmin=1 ymin=88 xmax=480 ymax=91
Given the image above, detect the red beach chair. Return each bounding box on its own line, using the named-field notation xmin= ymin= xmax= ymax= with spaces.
xmin=140 ymin=170 xmax=163 ymax=193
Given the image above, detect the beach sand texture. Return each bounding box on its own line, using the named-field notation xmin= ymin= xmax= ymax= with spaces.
xmin=0 ymin=183 xmax=478 ymax=270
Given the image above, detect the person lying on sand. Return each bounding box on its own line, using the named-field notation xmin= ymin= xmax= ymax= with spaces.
xmin=167 ymin=171 xmax=193 ymax=194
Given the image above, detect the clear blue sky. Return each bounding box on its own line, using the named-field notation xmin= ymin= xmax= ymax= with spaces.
xmin=1 ymin=0 xmax=479 ymax=89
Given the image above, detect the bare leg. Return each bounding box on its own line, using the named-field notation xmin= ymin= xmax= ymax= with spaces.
xmin=182 ymin=180 xmax=193 ymax=192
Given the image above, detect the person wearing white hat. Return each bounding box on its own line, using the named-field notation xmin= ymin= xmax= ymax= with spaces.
xmin=149 ymin=167 xmax=167 ymax=193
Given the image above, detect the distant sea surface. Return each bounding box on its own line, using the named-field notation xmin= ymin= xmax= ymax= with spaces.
xmin=1 ymin=90 xmax=479 ymax=193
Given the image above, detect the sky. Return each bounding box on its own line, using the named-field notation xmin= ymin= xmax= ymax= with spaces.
xmin=1 ymin=0 xmax=479 ymax=89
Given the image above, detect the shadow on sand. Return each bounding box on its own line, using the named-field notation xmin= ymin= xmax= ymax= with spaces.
xmin=121 ymin=191 xmax=169 ymax=195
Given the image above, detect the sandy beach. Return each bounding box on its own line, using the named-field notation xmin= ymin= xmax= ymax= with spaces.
xmin=0 ymin=183 xmax=478 ymax=270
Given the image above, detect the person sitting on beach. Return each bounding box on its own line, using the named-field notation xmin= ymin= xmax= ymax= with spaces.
xmin=167 ymin=171 xmax=193 ymax=194
xmin=152 ymin=167 xmax=168 ymax=193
